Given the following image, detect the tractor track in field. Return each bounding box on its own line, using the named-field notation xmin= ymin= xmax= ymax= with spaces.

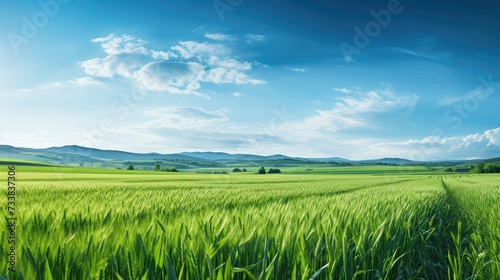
xmin=439 ymin=177 xmax=475 ymax=278
xmin=440 ymin=177 xmax=467 ymax=226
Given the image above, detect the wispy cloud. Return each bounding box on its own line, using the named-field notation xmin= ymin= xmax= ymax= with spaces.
xmin=244 ymin=34 xmax=266 ymax=43
xmin=136 ymin=106 xmax=230 ymax=131
xmin=274 ymin=86 xmax=419 ymax=142
xmin=202 ymin=33 xmax=265 ymax=43
xmin=285 ymin=67 xmax=306 ymax=73
xmin=334 ymin=89 xmax=418 ymax=115
xmin=232 ymin=92 xmax=243 ymax=97
xmin=69 ymin=77 xmax=104 ymax=87
xmin=334 ymin=87 xmax=352 ymax=94
xmin=390 ymin=47 xmax=452 ymax=60
xmin=39 ymin=82 xmax=65 ymax=89
xmin=204 ymin=33 xmax=236 ymax=41
xmin=253 ymin=61 xmax=272 ymax=69
xmin=438 ymin=87 xmax=494 ymax=106
xmin=388 ymin=38 xmax=453 ymax=60
xmin=341 ymin=55 xmax=354 ymax=63
xmin=80 ymin=34 xmax=265 ymax=97
xmin=110 ymin=87 xmax=422 ymax=158
xmin=39 ymin=77 xmax=103 ymax=89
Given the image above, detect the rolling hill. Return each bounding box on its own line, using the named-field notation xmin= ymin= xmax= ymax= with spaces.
xmin=1 ymin=144 xmax=498 ymax=170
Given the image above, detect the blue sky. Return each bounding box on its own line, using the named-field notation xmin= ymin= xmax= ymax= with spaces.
xmin=1 ymin=0 xmax=499 ymax=160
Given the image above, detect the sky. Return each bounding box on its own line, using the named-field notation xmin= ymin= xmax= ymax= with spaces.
xmin=1 ymin=0 xmax=499 ymax=160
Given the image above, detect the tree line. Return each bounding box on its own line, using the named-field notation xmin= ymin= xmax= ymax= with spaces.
xmin=257 ymin=167 xmax=281 ymax=174
xmin=471 ymin=163 xmax=500 ymax=173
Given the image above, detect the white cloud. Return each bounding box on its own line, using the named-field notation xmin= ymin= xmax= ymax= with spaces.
xmin=274 ymin=87 xmax=419 ymax=140
xmin=151 ymin=50 xmax=174 ymax=60
xmin=204 ymin=67 xmax=265 ymax=85
xmin=334 ymin=88 xmax=418 ymax=115
xmin=334 ymin=88 xmax=352 ymax=94
xmin=204 ymin=33 xmax=236 ymax=41
xmin=285 ymin=67 xmax=305 ymax=73
xmin=170 ymin=41 xmax=228 ymax=60
xmin=232 ymin=92 xmax=243 ymax=97
xmin=244 ymin=34 xmax=266 ymax=43
xmin=81 ymin=53 xmax=147 ymax=78
xmin=485 ymin=128 xmax=500 ymax=145
xmin=91 ymin=34 xmax=149 ymax=55
xmin=207 ymin=56 xmax=252 ymax=71
xmin=135 ymin=62 xmax=205 ymax=97
xmin=80 ymin=34 xmax=265 ymax=96
xmin=361 ymin=127 xmax=500 ymax=160
xmin=68 ymin=77 xmax=103 ymax=87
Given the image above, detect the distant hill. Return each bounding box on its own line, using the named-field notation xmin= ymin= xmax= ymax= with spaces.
xmin=42 ymin=145 xmax=197 ymax=161
xmin=0 ymin=145 xmax=292 ymax=165
xmin=0 ymin=145 xmax=23 ymax=154
xmin=178 ymin=151 xmax=288 ymax=162
xmin=304 ymin=157 xmax=352 ymax=163
xmin=358 ymin=158 xmax=417 ymax=165
xmin=0 ymin=145 xmax=498 ymax=168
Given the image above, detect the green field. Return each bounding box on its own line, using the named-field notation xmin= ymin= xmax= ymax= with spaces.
xmin=1 ymin=165 xmax=499 ymax=279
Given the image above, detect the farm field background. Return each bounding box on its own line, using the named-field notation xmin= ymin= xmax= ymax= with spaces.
xmin=1 ymin=164 xmax=499 ymax=279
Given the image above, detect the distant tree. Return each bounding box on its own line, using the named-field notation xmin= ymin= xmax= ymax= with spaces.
xmin=269 ymin=168 xmax=281 ymax=174
xmin=444 ymin=167 xmax=453 ymax=172
xmin=162 ymin=167 xmax=179 ymax=172
xmin=470 ymin=163 xmax=500 ymax=173
xmin=126 ymin=165 xmax=134 ymax=170
xmin=257 ymin=167 xmax=266 ymax=174
xmin=472 ymin=163 xmax=485 ymax=173
xmin=484 ymin=163 xmax=500 ymax=173
xmin=232 ymin=168 xmax=242 ymax=172
xmin=242 ymin=168 xmax=247 ymax=172
xmin=154 ymin=163 xmax=161 ymax=171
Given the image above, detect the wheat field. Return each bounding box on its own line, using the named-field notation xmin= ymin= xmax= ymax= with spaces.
xmin=1 ymin=166 xmax=499 ymax=279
